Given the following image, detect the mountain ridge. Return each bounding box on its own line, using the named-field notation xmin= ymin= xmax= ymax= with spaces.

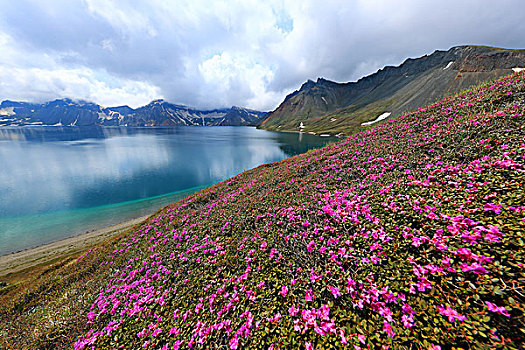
xmin=259 ymin=45 xmax=525 ymax=134
xmin=0 ymin=98 xmax=268 ymax=127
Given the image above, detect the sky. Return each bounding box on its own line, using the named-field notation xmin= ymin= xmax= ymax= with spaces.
xmin=0 ymin=0 xmax=524 ymax=111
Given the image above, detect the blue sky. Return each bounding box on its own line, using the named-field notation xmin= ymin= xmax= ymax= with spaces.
xmin=0 ymin=0 xmax=524 ymax=110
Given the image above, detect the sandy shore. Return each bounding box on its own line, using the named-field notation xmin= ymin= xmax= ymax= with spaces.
xmin=0 ymin=215 xmax=149 ymax=280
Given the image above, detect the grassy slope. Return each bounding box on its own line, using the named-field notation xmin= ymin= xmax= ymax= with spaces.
xmin=300 ymin=71 xmax=513 ymax=136
xmin=2 ymin=73 xmax=525 ymax=349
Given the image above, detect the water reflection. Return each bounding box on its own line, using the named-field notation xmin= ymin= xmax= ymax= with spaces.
xmin=0 ymin=127 xmax=335 ymax=217
xmin=0 ymin=126 xmax=336 ymax=254
xmin=0 ymin=133 xmax=169 ymax=215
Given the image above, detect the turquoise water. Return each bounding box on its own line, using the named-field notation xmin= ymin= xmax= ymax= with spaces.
xmin=0 ymin=186 xmax=206 ymax=254
xmin=0 ymin=126 xmax=336 ymax=255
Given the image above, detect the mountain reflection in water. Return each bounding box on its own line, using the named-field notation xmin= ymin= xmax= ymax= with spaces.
xmin=0 ymin=126 xmax=336 ymax=254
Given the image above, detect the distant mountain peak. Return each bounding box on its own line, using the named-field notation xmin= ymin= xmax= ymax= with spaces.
xmin=0 ymin=98 xmax=267 ymax=127
xmin=300 ymin=79 xmax=317 ymax=91
xmin=148 ymin=99 xmax=167 ymax=105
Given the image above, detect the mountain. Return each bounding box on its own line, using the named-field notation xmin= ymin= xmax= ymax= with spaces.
xmin=0 ymin=98 xmax=267 ymax=127
xmin=259 ymin=45 xmax=525 ymax=134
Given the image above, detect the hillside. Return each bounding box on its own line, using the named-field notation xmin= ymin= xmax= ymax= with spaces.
xmin=260 ymin=45 xmax=525 ymax=135
xmin=0 ymin=99 xmax=267 ymax=127
xmin=1 ymin=72 xmax=525 ymax=349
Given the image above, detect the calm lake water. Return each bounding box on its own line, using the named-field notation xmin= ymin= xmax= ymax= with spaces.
xmin=0 ymin=126 xmax=336 ymax=255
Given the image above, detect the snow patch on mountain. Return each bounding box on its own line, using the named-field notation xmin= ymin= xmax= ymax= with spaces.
xmin=0 ymin=107 xmax=15 ymax=116
xmin=361 ymin=112 xmax=391 ymax=126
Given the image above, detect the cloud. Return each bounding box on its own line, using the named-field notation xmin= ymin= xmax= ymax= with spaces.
xmin=0 ymin=36 xmax=161 ymax=108
xmin=198 ymin=52 xmax=276 ymax=109
xmin=0 ymin=0 xmax=524 ymax=111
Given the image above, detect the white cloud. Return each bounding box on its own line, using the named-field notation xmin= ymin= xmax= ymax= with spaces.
xmin=83 ymin=0 xmax=158 ymax=37
xmin=0 ymin=0 xmax=524 ymax=111
xmin=0 ymin=31 xmax=160 ymax=107
xmin=101 ymin=39 xmax=114 ymax=52
xmin=0 ymin=66 xmax=161 ymax=108
xmin=198 ymin=52 xmax=275 ymax=110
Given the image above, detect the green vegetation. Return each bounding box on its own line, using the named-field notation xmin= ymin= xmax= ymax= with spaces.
xmin=1 ymin=73 xmax=525 ymax=349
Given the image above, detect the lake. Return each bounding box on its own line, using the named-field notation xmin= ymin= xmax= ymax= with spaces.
xmin=0 ymin=126 xmax=336 ymax=255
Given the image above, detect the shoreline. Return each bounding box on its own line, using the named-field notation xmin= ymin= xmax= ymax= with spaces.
xmin=0 ymin=215 xmax=148 ymax=280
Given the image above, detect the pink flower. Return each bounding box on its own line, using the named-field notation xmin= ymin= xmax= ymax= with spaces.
xmin=382 ymin=321 xmax=396 ymax=338
xmin=137 ymin=328 xmax=149 ymax=338
xmin=305 ymin=342 xmax=314 ymax=350
xmin=229 ymin=337 xmax=239 ymax=350
xmin=289 ymin=304 xmax=299 ymax=316
xmin=484 ymin=203 xmax=503 ymax=214
xmin=401 ymin=314 xmax=414 ymax=328
xmin=461 ymin=263 xmax=488 ymax=274
xmin=485 ymin=301 xmax=510 ymax=317
xmin=402 ymin=303 xmax=416 ymax=315
xmin=329 ymin=286 xmax=341 ymax=298
xmin=438 ymin=305 xmax=467 ymax=322
xmin=339 ymin=328 xmax=348 ymax=344
xmin=305 ymin=289 xmax=314 ymax=302
xmin=455 ymin=247 xmax=473 ymax=260
xmin=318 ymin=304 xmax=330 ymax=321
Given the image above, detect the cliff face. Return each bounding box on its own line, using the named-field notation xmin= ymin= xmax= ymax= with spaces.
xmin=260 ymin=45 xmax=525 ymax=134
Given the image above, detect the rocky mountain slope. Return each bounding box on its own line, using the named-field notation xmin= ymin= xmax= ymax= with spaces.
xmin=0 ymin=99 xmax=267 ymax=127
xmin=260 ymin=45 xmax=525 ymax=134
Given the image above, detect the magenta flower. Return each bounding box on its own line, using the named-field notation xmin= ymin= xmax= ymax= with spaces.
xmin=329 ymin=286 xmax=341 ymax=298
xmin=484 ymin=203 xmax=503 ymax=214
xmin=485 ymin=301 xmax=510 ymax=317
xmin=307 ymin=240 xmax=316 ymax=252
xmin=438 ymin=305 xmax=467 ymax=322
xmin=229 ymin=337 xmax=239 ymax=350
xmin=382 ymin=321 xmax=396 ymax=338
xmin=305 ymin=289 xmax=314 ymax=302
xmin=461 ymin=263 xmax=488 ymax=274
xmin=289 ymin=304 xmax=299 ymax=316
